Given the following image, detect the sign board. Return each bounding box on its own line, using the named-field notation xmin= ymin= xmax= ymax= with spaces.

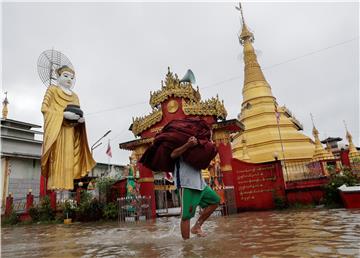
xmin=232 ymin=159 xmax=285 ymax=210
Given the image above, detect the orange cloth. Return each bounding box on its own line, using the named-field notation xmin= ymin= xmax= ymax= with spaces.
xmin=140 ymin=117 xmax=217 ymax=172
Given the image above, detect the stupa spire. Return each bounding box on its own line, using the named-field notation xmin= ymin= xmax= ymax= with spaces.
xmin=236 ymin=3 xmax=254 ymax=44
xmin=344 ymin=120 xmax=360 ymax=160
xmin=2 ymin=92 xmax=9 ymax=119
xmin=232 ymin=4 xmax=315 ymax=170
xmin=311 ymin=114 xmax=334 ymax=160
xmin=235 ymin=3 xmax=271 ymax=102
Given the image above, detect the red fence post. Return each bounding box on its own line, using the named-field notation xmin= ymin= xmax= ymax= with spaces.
xmin=49 ymin=191 xmax=56 ymax=210
xmin=26 ymin=191 xmax=34 ymax=213
xmin=5 ymin=193 xmax=13 ymax=216
xmin=76 ymin=187 xmax=82 ymax=204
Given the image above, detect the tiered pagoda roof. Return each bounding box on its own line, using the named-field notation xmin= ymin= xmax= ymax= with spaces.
xmin=130 ymin=67 xmax=227 ymax=136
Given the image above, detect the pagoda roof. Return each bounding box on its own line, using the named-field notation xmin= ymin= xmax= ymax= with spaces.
xmin=321 ymin=137 xmax=342 ymax=144
xmin=129 ymin=68 xmax=228 ymax=136
xmin=149 ymin=67 xmax=201 ymax=109
xmin=119 ymin=137 xmax=154 ymax=151
xmin=212 ymin=119 xmax=244 ymax=132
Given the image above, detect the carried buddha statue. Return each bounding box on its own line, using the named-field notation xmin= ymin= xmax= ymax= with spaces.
xmin=41 ymin=65 xmax=96 ymax=190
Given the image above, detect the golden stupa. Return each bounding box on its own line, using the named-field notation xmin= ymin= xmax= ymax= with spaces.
xmin=312 ymin=124 xmax=334 ymax=161
xmin=346 ymin=129 xmax=360 ymax=161
xmin=232 ymin=4 xmax=315 ymax=164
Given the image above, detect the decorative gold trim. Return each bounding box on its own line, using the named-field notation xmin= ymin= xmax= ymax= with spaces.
xmin=119 ymin=137 xmax=154 ymax=151
xmin=138 ymin=177 xmax=154 ymax=183
xmin=182 ymin=95 xmax=227 ymax=120
xmin=134 ymin=145 xmax=150 ymax=159
xmin=150 ymin=126 xmax=163 ymax=134
xmin=167 ymin=99 xmax=179 ymax=113
xmin=221 ymin=164 xmax=232 ymax=171
xmin=154 ymin=185 xmax=176 ymax=191
xmin=130 ymin=68 xmax=228 ymax=136
xmin=213 ymin=130 xmax=231 ymax=147
xmin=132 ymin=109 xmax=162 ymax=136
xmin=150 ymin=67 xmax=201 ymax=108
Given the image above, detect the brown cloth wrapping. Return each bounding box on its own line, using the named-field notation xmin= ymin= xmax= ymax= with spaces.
xmin=139 ymin=117 xmax=217 ymax=172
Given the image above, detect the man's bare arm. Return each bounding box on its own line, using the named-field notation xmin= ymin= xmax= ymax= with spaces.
xmin=170 ymin=136 xmax=198 ymax=159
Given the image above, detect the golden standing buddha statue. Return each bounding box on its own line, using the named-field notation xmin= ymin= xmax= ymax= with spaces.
xmin=41 ymin=66 xmax=96 ymax=190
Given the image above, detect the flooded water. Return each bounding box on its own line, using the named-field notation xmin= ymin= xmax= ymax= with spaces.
xmin=2 ymin=209 xmax=360 ymax=258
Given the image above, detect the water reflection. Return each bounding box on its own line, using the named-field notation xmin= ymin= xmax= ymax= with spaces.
xmin=2 ymin=209 xmax=360 ymax=258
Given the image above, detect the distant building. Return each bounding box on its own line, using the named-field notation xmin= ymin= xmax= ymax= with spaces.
xmin=90 ymin=162 xmax=127 ymax=178
xmin=321 ymin=137 xmax=342 ymax=158
xmin=1 ymin=118 xmax=43 ymax=204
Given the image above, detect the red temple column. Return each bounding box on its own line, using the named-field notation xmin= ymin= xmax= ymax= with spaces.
xmin=213 ymin=129 xmax=235 ymax=186
xmin=135 ymin=145 xmax=156 ymax=219
xmin=40 ymin=175 xmax=47 ymax=197
xmin=49 ymin=191 xmax=57 ymax=210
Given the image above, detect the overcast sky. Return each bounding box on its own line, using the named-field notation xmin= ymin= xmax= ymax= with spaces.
xmin=2 ymin=2 xmax=359 ymax=165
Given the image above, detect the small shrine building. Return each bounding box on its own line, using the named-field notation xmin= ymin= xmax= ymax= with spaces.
xmin=119 ymin=68 xmax=244 ymax=218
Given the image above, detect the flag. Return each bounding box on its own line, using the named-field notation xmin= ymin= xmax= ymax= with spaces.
xmin=274 ymin=105 xmax=280 ymax=123
xmin=106 ymin=141 xmax=112 ymax=158
xmin=164 ymin=172 xmax=173 ymax=182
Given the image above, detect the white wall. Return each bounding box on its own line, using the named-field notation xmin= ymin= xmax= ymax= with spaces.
xmin=7 ymin=158 xmax=41 ymax=199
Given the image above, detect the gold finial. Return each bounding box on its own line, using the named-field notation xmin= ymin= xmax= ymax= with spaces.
xmin=310 ymin=113 xmax=315 ymax=127
xmin=343 ymin=120 xmax=354 ymax=146
xmin=2 ymin=92 xmax=9 ymax=119
xmin=310 ymin=113 xmax=318 ymax=136
xmin=235 ymin=2 xmax=245 ymax=25
xmin=235 ymin=2 xmax=254 ymax=45
xmin=344 ymin=120 xmax=354 ymax=147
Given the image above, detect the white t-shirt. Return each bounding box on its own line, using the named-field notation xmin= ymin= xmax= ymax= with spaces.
xmin=174 ymin=158 xmax=206 ymax=191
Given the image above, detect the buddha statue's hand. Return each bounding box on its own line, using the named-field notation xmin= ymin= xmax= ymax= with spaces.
xmin=64 ymin=111 xmax=80 ymax=121
xmin=78 ymin=117 xmax=85 ymax=123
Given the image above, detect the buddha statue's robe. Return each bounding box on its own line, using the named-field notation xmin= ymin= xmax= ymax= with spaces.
xmin=41 ymin=85 xmax=96 ymax=190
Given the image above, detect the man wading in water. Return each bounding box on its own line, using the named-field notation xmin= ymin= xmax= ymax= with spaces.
xmin=171 ymin=136 xmax=220 ymax=240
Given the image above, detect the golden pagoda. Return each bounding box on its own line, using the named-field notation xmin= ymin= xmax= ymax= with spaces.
xmin=312 ymin=126 xmax=334 ymax=160
xmin=232 ymin=4 xmax=315 ymax=164
xmin=345 ymin=128 xmax=360 ymax=161
xmin=311 ymin=116 xmax=334 ymax=160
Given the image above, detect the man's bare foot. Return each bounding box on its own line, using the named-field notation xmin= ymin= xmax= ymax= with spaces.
xmin=191 ymin=223 xmax=206 ymax=237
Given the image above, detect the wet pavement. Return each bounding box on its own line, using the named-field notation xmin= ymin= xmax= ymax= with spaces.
xmin=2 ymin=208 xmax=360 ymax=258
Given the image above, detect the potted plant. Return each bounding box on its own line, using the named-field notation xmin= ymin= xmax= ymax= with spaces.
xmin=63 ymin=199 xmax=77 ymax=224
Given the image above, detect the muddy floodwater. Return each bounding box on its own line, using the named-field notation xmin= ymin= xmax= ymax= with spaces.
xmin=2 ymin=208 xmax=360 ymax=258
